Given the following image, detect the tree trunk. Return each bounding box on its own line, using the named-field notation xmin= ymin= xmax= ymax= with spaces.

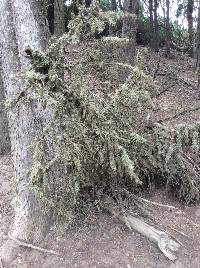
xmin=149 ymin=0 xmax=155 ymax=50
xmin=187 ymin=0 xmax=194 ymax=57
xmin=47 ymin=0 xmax=54 ymax=34
xmin=165 ymin=0 xmax=170 ymax=57
xmin=121 ymin=0 xmax=137 ymax=65
xmin=0 ymin=62 xmax=10 ymax=155
xmin=118 ymin=0 xmax=123 ymax=10
xmin=85 ymin=0 xmax=91 ymax=7
xmin=122 ymin=0 xmax=137 ymax=39
xmin=196 ymin=0 xmax=200 ymax=98
xmin=54 ymin=0 xmax=65 ymax=36
xmin=0 ymin=1 xmax=53 ymax=264
xmin=111 ymin=0 xmax=117 ymax=10
xmin=153 ymin=0 xmax=159 ymax=52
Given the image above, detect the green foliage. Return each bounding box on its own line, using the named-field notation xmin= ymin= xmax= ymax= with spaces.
xmin=16 ymin=3 xmax=200 ymax=222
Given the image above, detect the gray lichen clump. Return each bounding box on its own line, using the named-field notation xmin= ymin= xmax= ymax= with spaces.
xmin=18 ymin=3 xmax=200 ymax=219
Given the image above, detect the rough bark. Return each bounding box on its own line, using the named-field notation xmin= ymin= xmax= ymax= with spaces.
xmin=0 ymin=62 xmax=10 ymax=155
xmin=0 ymin=2 xmax=53 ymax=265
xmin=187 ymin=0 xmax=194 ymax=57
xmin=54 ymin=0 xmax=65 ymax=36
xmin=85 ymin=0 xmax=91 ymax=7
xmin=121 ymin=0 xmax=137 ymax=65
xmin=149 ymin=0 xmax=155 ymax=50
xmin=110 ymin=0 xmax=117 ymax=10
xmin=153 ymin=0 xmax=159 ymax=52
xmin=47 ymin=0 xmax=54 ymax=34
xmin=165 ymin=0 xmax=170 ymax=57
xmin=118 ymin=0 xmax=123 ymax=10
xmin=196 ymin=0 xmax=200 ymax=97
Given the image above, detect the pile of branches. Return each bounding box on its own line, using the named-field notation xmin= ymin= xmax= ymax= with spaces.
xmin=12 ymin=3 xmax=200 ymax=221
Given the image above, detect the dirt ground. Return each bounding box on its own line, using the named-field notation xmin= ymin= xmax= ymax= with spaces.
xmin=1 ymin=155 xmax=200 ymax=268
xmin=1 ymin=50 xmax=200 ymax=267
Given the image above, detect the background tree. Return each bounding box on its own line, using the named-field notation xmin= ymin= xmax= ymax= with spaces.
xmin=110 ymin=0 xmax=117 ymax=10
xmin=47 ymin=0 xmax=65 ymax=36
xmin=0 ymin=62 xmax=10 ymax=155
xmin=47 ymin=0 xmax=54 ymax=34
xmin=154 ymin=0 xmax=159 ymax=52
xmin=54 ymin=0 xmax=65 ymax=36
xmin=187 ymin=0 xmax=194 ymax=56
xmin=149 ymin=0 xmax=159 ymax=52
xmin=165 ymin=0 xmax=171 ymax=56
xmin=149 ymin=0 xmax=155 ymax=50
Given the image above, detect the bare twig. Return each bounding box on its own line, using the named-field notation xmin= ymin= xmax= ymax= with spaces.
xmin=8 ymin=233 xmax=59 ymax=256
xmin=136 ymin=197 xmax=177 ymax=210
xmin=155 ymin=82 xmax=176 ymax=98
xmin=168 ymin=226 xmax=192 ymax=239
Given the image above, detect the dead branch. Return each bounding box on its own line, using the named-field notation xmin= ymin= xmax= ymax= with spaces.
xmin=176 ymin=75 xmax=196 ymax=88
xmin=155 ymin=82 xmax=176 ymax=98
xmin=8 ymin=233 xmax=59 ymax=256
xmin=136 ymin=197 xmax=177 ymax=210
xmin=168 ymin=226 xmax=192 ymax=239
xmin=124 ymin=215 xmax=180 ymax=261
xmin=105 ymin=198 xmax=180 ymax=261
xmin=157 ymin=106 xmax=200 ymax=123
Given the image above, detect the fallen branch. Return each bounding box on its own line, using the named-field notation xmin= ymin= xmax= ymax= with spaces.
xmin=155 ymin=82 xmax=176 ymax=98
xmin=8 ymin=233 xmax=59 ymax=256
xmin=136 ymin=197 xmax=177 ymax=210
xmin=157 ymin=106 xmax=200 ymax=123
xmin=124 ymin=215 xmax=180 ymax=261
xmin=105 ymin=199 xmax=180 ymax=261
xmin=168 ymin=226 xmax=192 ymax=239
xmin=176 ymin=75 xmax=196 ymax=88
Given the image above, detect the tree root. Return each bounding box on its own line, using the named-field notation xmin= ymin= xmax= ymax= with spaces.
xmin=8 ymin=232 xmax=59 ymax=255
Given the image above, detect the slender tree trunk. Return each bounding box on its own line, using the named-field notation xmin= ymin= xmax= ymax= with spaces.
xmin=54 ymin=0 xmax=65 ymax=36
xmin=85 ymin=0 xmax=91 ymax=7
xmin=0 ymin=62 xmax=10 ymax=155
xmin=111 ymin=0 xmax=117 ymax=10
xmin=121 ymin=0 xmax=137 ymax=65
xmin=47 ymin=0 xmax=54 ymax=34
xmin=118 ymin=0 xmax=123 ymax=10
xmin=165 ymin=0 xmax=170 ymax=57
xmin=187 ymin=0 xmax=194 ymax=57
xmin=122 ymin=0 xmax=138 ymax=38
xmin=149 ymin=0 xmax=155 ymax=50
xmin=154 ymin=0 xmax=159 ymax=52
xmin=196 ymin=0 xmax=200 ymax=98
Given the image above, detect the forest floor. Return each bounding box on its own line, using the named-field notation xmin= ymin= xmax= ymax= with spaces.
xmin=1 ymin=48 xmax=200 ymax=268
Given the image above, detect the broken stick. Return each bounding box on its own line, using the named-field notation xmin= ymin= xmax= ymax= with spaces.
xmin=124 ymin=215 xmax=180 ymax=261
xmin=8 ymin=233 xmax=59 ymax=256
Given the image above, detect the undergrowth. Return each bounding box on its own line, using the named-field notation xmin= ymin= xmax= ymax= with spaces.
xmin=10 ymin=2 xmax=200 ymax=223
